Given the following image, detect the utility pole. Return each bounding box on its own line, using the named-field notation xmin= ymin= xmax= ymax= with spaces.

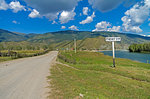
xmin=74 ymin=38 xmax=77 ymax=53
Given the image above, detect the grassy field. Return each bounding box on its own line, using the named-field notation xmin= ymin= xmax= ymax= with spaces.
xmin=48 ymin=51 xmax=150 ymax=99
xmin=0 ymin=50 xmax=49 ymax=62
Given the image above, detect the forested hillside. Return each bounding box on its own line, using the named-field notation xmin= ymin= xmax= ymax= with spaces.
xmin=1 ymin=29 xmax=150 ymax=50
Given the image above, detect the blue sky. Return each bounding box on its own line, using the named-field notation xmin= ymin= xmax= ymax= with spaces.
xmin=0 ymin=0 xmax=150 ymax=35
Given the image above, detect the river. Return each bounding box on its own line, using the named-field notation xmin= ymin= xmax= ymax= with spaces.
xmin=100 ymin=50 xmax=150 ymax=63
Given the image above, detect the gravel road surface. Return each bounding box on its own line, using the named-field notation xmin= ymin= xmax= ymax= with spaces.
xmin=0 ymin=51 xmax=58 ymax=99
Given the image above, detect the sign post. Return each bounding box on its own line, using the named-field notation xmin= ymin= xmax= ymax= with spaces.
xmin=105 ymin=37 xmax=121 ymax=67
xmin=74 ymin=38 xmax=77 ymax=53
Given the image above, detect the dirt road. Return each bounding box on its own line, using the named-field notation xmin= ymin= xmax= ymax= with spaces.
xmin=0 ymin=51 xmax=58 ymax=99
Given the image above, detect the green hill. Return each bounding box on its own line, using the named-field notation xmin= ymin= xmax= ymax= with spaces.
xmin=27 ymin=31 xmax=150 ymax=43
xmin=53 ymin=35 xmax=150 ymax=50
xmin=27 ymin=31 xmax=92 ymax=44
xmin=1 ymin=29 xmax=150 ymax=50
xmin=0 ymin=29 xmax=37 ymax=42
xmin=27 ymin=31 xmax=150 ymax=49
xmin=0 ymin=29 xmax=27 ymax=42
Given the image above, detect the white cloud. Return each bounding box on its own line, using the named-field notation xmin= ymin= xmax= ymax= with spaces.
xmin=83 ymin=7 xmax=89 ymax=15
xmin=12 ymin=20 xmax=20 ymax=24
xmin=24 ymin=0 xmax=79 ymax=21
xmin=69 ymin=25 xmax=79 ymax=31
xmin=0 ymin=0 xmax=26 ymax=13
xmin=59 ymin=9 xmax=76 ymax=24
xmin=121 ymin=0 xmax=150 ymax=33
xmin=0 ymin=0 xmax=9 ymax=10
xmin=108 ymin=26 xmax=121 ymax=32
xmin=80 ymin=13 xmax=82 ymax=16
xmin=12 ymin=20 xmax=17 ymax=24
xmin=140 ymin=34 xmax=146 ymax=37
xmin=52 ymin=21 xmax=57 ymax=24
xmin=93 ymin=21 xmax=111 ymax=31
xmin=61 ymin=26 xmax=66 ymax=29
xmin=80 ymin=12 xmax=95 ymax=24
xmin=93 ymin=21 xmax=121 ymax=32
xmin=9 ymin=1 xmax=26 ymax=13
xmin=29 ymin=9 xmax=40 ymax=18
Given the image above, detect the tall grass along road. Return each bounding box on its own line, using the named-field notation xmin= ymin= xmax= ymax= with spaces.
xmin=0 ymin=51 xmax=58 ymax=99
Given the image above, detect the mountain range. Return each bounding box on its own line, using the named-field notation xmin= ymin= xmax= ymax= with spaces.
xmin=1 ymin=29 xmax=150 ymax=50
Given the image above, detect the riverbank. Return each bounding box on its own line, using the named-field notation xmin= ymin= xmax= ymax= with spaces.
xmin=48 ymin=51 xmax=150 ymax=99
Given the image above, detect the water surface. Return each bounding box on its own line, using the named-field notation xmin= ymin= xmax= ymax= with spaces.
xmin=101 ymin=50 xmax=150 ymax=63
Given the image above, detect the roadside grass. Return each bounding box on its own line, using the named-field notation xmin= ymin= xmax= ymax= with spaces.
xmin=1 ymin=50 xmax=45 ymax=53
xmin=48 ymin=51 xmax=150 ymax=99
xmin=0 ymin=57 xmax=12 ymax=62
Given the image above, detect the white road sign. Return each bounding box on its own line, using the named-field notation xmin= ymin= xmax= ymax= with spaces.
xmin=105 ymin=37 xmax=121 ymax=42
xmin=105 ymin=37 xmax=121 ymax=67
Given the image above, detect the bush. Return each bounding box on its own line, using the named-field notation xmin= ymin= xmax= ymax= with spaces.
xmin=0 ymin=50 xmax=50 ymax=59
xmin=129 ymin=43 xmax=150 ymax=53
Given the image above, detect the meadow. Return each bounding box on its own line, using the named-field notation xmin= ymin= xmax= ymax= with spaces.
xmin=48 ymin=51 xmax=150 ymax=99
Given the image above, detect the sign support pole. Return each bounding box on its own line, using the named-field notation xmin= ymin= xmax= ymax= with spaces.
xmin=74 ymin=39 xmax=76 ymax=53
xmin=106 ymin=37 xmax=121 ymax=68
xmin=112 ymin=41 xmax=115 ymax=67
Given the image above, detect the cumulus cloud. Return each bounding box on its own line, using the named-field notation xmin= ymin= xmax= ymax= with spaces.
xmin=83 ymin=7 xmax=89 ymax=15
xmin=52 ymin=21 xmax=57 ymax=24
xmin=121 ymin=0 xmax=150 ymax=33
xmin=0 ymin=0 xmax=9 ymax=10
xmin=9 ymin=1 xmax=26 ymax=13
xmin=88 ymin=0 xmax=141 ymax=12
xmin=23 ymin=0 xmax=79 ymax=21
xmin=88 ymin=0 xmax=124 ymax=12
xmin=80 ymin=13 xmax=82 ymax=16
xmin=0 ymin=0 xmax=26 ymax=13
xmin=12 ymin=20 xmax=20 ymax=24
xmin=93 ymin=21 xmax=121 ymax=32
xmin=44 ymin=13 xmax=59 ymax=21
xmin=61 ymin=26 xmax=66 ymax=29
xmin=59 ymin=9 xmax=76 ymax=24
xmin=80 ymin=12 xmax=95 ymax=24
xmin=28 ymin=9 xmax=40 ymax=18
xmin=69 ymin=25 xmax=79 ymax=31
xmin=123 ymin=0 xmax=141 ymax=7
xmin=93 ymin=21 xmax=111 ymax=31
xmin=108 ymin=26 xmax=121 ymax=32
